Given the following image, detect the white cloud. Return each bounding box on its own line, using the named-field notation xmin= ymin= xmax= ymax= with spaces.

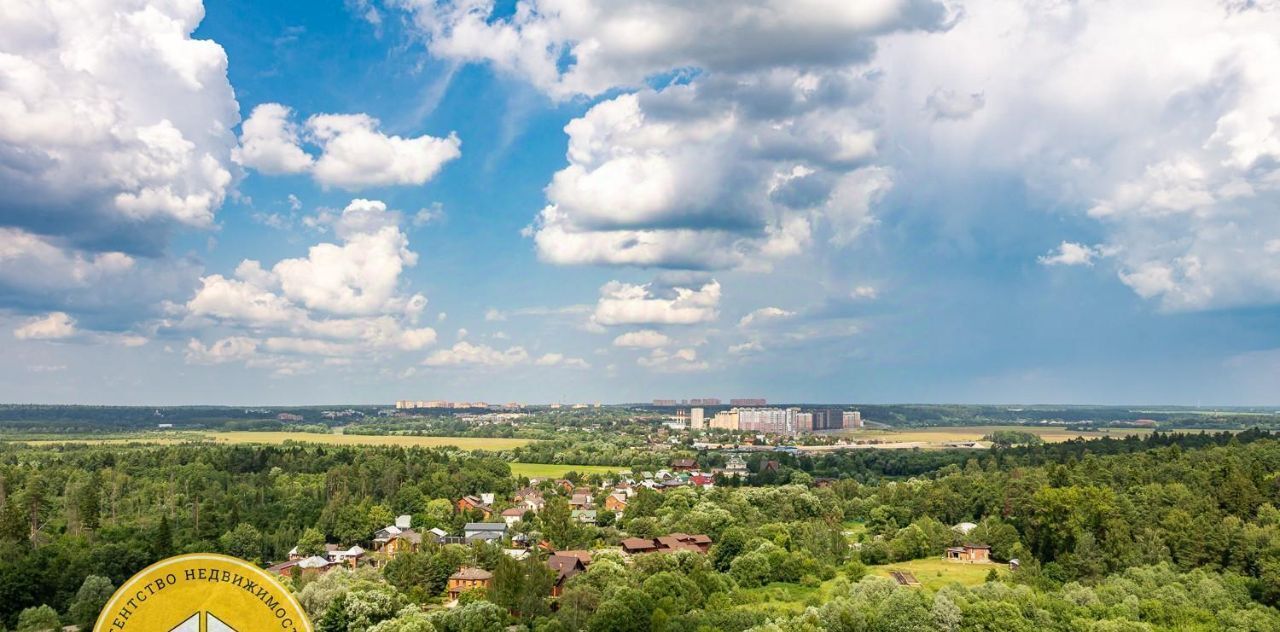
xmin=729 ymin=340 xmax=764 ymax=355
xmin=851 ymin=285 xmax=878 ymax=300
xmin=308 ymin=113 xmax=461 ymax=189
xmin=13 ymin=312 xmax=77 ymax=340
xmin=394 ymin=0 xmax=951 ymax=99
xmin=234 ymin=104 xmax=462 ymax=190
xmin=0 ymin=228 xmax=136 ymax=292
xmin=593 ymin=280 xmax=720 ymax=326
xmin=422 ymin=341 xmax=530 ymax=367
xmin=637 ymin=347 xmax=708 ymax=372
xmin=182 ymin=198 xmax=437 ymax=369
xmin=738 ymin=307 xmax=795 ymax=327
xmin=924 ymin=89 xmax=985 ymax=121
xmin=232 ymin=103 xmax=314 ymax=174
xmin=871 ymin=0 xmax=1280 ymax=310
xmin=612 ymin=329 xmax=671 ymax=348
xmin=535 ymin=353 xmax=590 ymax=369
xmin=1039 ymin=242 xmax=1102 ymax=267
xmin=0 ymin=0 xmax=237 ymax=238
xmin=184 ymin=336 xmax=258 ymax=364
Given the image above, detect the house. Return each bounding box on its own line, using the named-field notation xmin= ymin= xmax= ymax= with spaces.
xmin=501 ymin=507 xmax=527 ymax=526
xmin=553 ymin=479 xmax=575 ymax=493
xmin=569 ymin=493 xmax=594 ymax=510
xmin=464 ymin=522 xmax=508 ymax=543
xmin=325 ymin=544 xmax=365 ymax=567
xmin=723 ymin=455 xmax=748 ymax=475
xmin=376 ymin=530 xmax=422 ymax=560
xmin=447 ymin=567 xmax=493 ymax=600
xmin=945 ymin=544 xmax=991 ymax=563
xmin=604 ymin=493 xmax=628 ymax=512
xmin=690 ymin=474 xmax=714 ymax=488
xmin=671 ymin=458 xmax=697 ymax=471
xmin=621 ymin=537 xmax=659 ymax=555
xmin=547 ymin=554 xmax=587 ymax=597
xmin=571 ymin=509 xmax=597 ymax=524
xmin=514 ymin=487 xmax=546 ymax=512
xmin=457 ymin=496 xmax=494 ymax=519
xmin=762 ymin=460 xmax=781 ymax=473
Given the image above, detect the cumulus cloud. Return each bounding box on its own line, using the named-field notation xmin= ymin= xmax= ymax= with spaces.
xmin=871 ymin=0 xmax=1280 ymax=311
xmin=0 ymin=0 xmax=238 ymax=327
xmin=393 ymin=0 xmax=951 ymax=98
xmin=612 ymin=330 xmax=671 ymax=348
xmin=394 ymin=1 xmax=949 ymax=272
xmin=234 ymin=104 xmax=462 ymax=190
xmin=637 ymin=347 xmax=708 ymax=372
xmin=1039 ymin=242 xmax=1103 ymax=267
xmin=422 ymin=341 xmax=529 ymax=367
xmin=231 ymin=103 xmax=314 ymax=174
xmin=535 ymin=353 xmax=590 ymax=369
xmin=739 ymin=307 xmax=796 ymax=327
xmin=182 ymin=198 xmax=437 ymax=370
xmin=13 ymin=312 xmax=77 ymax=340
xmin=593 ymin=280 xmax=720 ymax=326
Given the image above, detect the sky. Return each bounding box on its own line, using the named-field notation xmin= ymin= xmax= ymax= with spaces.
xmin=2 ymin=0 xmax=1280 ymax=406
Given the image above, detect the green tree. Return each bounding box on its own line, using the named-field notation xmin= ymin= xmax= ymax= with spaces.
xmin=69 ymin=575 xmax=115 ymax=630
xmin=16 ymin=605 xmax=60 ymax=632
xmin=219 ymin=523 xmax=263 ymax=561
xmin=298 ymin=527 xmax=328 ymax=557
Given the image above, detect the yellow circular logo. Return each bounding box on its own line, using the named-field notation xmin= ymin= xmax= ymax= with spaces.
xmin=93 ymin=554 xmax=313 ymax=632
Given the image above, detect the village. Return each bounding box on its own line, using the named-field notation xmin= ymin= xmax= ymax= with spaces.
xmin=262 ymin=455 xmax=1003 ymax=606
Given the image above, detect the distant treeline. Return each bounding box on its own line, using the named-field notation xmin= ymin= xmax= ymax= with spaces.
xmin=0 ymin=405 xmax=382 ymax=432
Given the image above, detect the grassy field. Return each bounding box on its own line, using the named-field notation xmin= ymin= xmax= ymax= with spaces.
xmin=6 ymin=431 xmax=533 ymax=451
xmin=871 ymin=558 xmax=1003 ymax=591
xmin=843 ymin=425 xmax=1155 ymax=444
xmin=508 ymin=463 xmax=624 ymax=478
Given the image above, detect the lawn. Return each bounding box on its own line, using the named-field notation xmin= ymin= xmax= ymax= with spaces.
xmin=844 ymin=425 xmax=1155 ymax=444
xmin=870 ymin=558 xmax=1003 ymax=591
xmin=508 ymin=463 xmax=624 ymax=478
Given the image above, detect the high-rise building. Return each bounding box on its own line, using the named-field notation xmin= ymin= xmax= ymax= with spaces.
xmin=843 ymin=410 xmax=863 ymax=428
xmin=737 ymin=407 xmax=803 ymax=435
xmin=810 ymin=408 xmax=844 ymax=431
xmin=794 ymin=412 xmax=814 ymax=433
xmin=689 ymin=398 xmax=721 ymax=406
xmin=711 ymin=410 xmax=740 ymax=430
xmin=690 ymin=407 xmax=705 ymax=429
xmin=653 ymin=399 xmax=678 ymax=406
xmin=730 ymin=398 xmax=767 ymax=406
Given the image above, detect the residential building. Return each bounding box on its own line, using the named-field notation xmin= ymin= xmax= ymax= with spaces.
xmin=463 ymin=522 xmax=508 ymax=543
xmin=671 ymin=458 xmax=697 ymax=471
xmin=571 ymin=509 xmax=597 ymax=524
xmin=737 ymin=407 xmax=803 ymax=435
xmin=604 ymin=493 xmax=628 ymax=512
xmin=843 ymin=411 xmax=863 ymax=428
xmin=621 ymin=533 xmax=712 ymax=555
xmin=501 ymin=508 xmax=527 ymax=526
xmin=945 ymin=544 xmax=991 ymax=563
xmin=688 ymin=398 xmax=721 ymax=406
xmin=447 ymin=567 xmax=494 ymax=600
xmin=547 ymin=554 xmax=587 ymax=597
xmin=457 ymin=495 xmax=494 ymax=519
xmin=711 ymin=410 xmax=740 ymax=430
xmin=730 ymin=398 xmax=767 ymax=406
xmin=810 ymin=408 xmax=844 ymax=431
xmin=276 ymin=413 xmax=303 ymax=422
xmin=652 ymin=399 xmax=678 ymax=406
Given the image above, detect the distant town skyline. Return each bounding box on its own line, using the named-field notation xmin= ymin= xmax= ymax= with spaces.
xmin=4 ymin=1 xmax=1280 ymax=406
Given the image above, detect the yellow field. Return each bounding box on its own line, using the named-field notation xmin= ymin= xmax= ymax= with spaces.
xmin=7 ymin=431 xmax=533 ymax=451
xmin=508 ymin=463 xmax=624 ymax=478
xmin=872 ymin=558 xmax=1003 ymax=590
xmin=846 ymin=425 xmax=1155 ymax=444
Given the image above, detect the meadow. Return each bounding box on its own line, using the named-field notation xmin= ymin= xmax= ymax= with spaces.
xmin=869 ymin=558 xmax=1003 ymax=591
xmin=507 ymin=462 xmax=624 ymax=478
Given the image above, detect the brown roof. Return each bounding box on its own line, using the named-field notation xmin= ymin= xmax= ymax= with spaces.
xmin=555 ymin=549 xmax=593 ymax=565
xmin=450 ymin=567 xmax=493 ymax=581
xmin=501 ymin=508 xmax=526 ymax=516
xmin=621 ymin=537 xmax=657 ymax=551
xmin=547 ymin=554 xmax=587 ymax=584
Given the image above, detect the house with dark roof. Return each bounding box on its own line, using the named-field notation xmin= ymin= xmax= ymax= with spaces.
xmin=464 ymin=522 xmax=508 ymax=543
xmin=547 ymin=554 xmax=587 ymax=597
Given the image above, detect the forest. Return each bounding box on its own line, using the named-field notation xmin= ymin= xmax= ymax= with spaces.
xmin=2 ymin=430 xmax=1280 ymax=630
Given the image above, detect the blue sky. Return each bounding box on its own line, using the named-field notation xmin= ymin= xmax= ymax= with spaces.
xmin=2 ymin=0 xmax=1279 ymax=405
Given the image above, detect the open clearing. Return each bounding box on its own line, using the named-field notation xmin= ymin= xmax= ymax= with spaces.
xmin=871 ymin=558 xmax=1003 ymax=591
xmin=508 ymin=463 xmax=624 ymax=478
xmin=842 ymin=425 xmax=1156 ymax=444
xmin=7 ymin=431 xmax=533 ymax=451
